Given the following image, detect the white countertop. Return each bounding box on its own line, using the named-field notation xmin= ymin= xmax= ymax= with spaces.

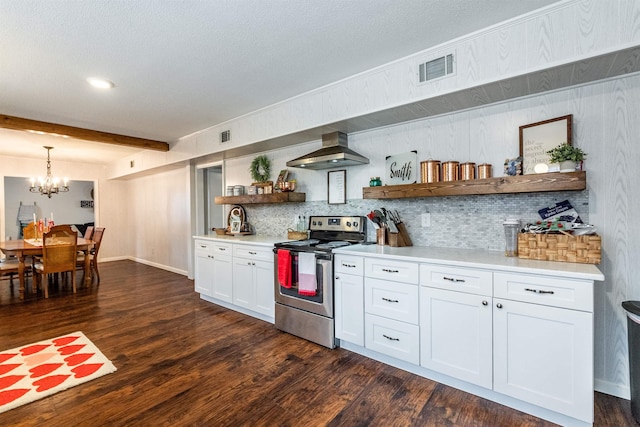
xmin=334 ymin=244 xmax=605 ymax=281
xmin=193 ymin=234 xmax=288 ymax=247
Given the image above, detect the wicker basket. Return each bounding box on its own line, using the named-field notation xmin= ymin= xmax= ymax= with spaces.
xmin=517 ymin=233 xmax=601 ymax=264
xmin=287 ymin=229 xmax=308 ymax=240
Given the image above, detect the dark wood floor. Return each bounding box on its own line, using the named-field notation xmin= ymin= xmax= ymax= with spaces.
xmin=0 ymin=260 xmax=636 ymax=426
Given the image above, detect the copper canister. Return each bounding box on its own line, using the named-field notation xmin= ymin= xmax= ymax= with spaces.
xmin=478 ymin=163 xmax=493 ymax=179
xmin=420 ymin=160 xmax=441 ymax=183
xmin=460 ymin=162 xmax=476 ymax=180
xmin=442 ymin=161 xmax=460 ymax=181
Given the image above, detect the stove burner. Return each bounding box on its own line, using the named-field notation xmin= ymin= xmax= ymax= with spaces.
xmin=280 ymin=239 xmax=320 ymax=247
xmin=315 ymin=241 xmax=352 ymax=250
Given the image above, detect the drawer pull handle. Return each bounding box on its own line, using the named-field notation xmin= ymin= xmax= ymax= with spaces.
xmin=200 ymin=245 xmax=207 ymax=248
xmin=342 ymin=263 xmax=356 ymax=268
xmin=249 ymin=251 xmax=257 ymax=255
xmin=382 ymin=268 xmax=399 ymax=273
xmin=525 ymin=288 xmax=555 ymax=295
xmin=218 ymin=248 xmax=226 ymax=251
xmin=443 ymin=276 xmax=465 ymax=283
xmin=482 ymin=300 xmax=488 ymax=306
xmin=383 ymin=334 xmax=400 ymax=342
xmin=382 ymin=297 xmax=399 ymax=303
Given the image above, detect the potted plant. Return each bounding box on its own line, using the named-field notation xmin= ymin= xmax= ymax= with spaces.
xmin=546 ymin=142 xmax=587 ymax=172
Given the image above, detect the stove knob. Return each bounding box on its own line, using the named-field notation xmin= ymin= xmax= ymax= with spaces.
xmin=312 ymin=221 xmax=317 ymax=226
xmin=353 ymin=221 xmax=359 ymax=228
xmin=346 ymin=221 xmax=352 ymax=227
xmin=318 ymin=220 xmax=322 ymax=226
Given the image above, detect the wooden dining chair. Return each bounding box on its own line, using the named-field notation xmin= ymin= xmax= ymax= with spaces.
xmin=77 ymin=227 xmax=105 ymax=284
xmin=34 ymin=227 xmax=78 ymax=298
xmin=83 ymin=226 xmax=94 ymax=240
xmin=22 ymin=222 xmax=42 ymax=240
xmin=0 ymin=257 xmax=20 ymax=286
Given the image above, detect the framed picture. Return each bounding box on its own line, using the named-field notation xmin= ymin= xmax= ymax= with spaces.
xmin=230 ymin=219 xmax=241 ymax=234
xmin=328 ymin=170 xmax=346 ymax=204
xmin=519 ymin=115 xmax=572 ymax=175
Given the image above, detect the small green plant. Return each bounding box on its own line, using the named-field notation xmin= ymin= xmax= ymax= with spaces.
xmin=546 ymin=142 xmax=587 ymax=163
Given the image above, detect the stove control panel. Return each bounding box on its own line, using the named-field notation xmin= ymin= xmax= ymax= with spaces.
xmin=308 ymin=216 xmax=365 ymax=233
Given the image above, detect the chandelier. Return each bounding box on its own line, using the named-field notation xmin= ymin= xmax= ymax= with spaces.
xmin=29 ymin=146 xmax=69 ymax=198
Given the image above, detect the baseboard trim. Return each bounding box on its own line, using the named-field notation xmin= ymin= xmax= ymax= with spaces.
xmin=101 ymin=256 xmax=188 ymax=276
xmin=595 ymin=378 xmax=630 ymax=400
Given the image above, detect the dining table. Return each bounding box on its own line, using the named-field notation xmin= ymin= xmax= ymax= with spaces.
xmin=0 ymin=237 xmax=94 ymax=300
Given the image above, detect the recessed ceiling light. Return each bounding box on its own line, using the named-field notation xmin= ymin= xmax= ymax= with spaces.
xmin=87 ymin=77 xmax=115 ymax=89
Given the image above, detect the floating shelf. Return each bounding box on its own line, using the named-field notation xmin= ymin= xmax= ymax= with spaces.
xmin=362 ymin=171 xmax=586 ymax=200
xmin=214 ymin=192 xmax=306 ymax=205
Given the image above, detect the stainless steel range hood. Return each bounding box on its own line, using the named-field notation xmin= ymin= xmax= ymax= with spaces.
xmin=286 ymin=132 xmax=369 ymax=170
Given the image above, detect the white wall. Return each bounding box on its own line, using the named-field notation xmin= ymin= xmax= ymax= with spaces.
xmin=3 ymin=177 xmax=94 ymax=239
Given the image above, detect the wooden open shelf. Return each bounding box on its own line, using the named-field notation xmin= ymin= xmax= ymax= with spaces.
xmin=214 ymin=192 xmax=306 ymax=205
xmin=362 ymin=171 xmax=586 ymax=200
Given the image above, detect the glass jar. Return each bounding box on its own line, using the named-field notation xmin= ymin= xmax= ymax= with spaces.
xmin=369 ymin=177 xmax=382 ymax=187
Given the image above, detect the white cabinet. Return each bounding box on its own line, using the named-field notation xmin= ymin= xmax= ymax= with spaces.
xmin=211 ymin=246 xmax=233 ymax=302
xmin=334 ymin=254 xmax=365 ymax=346
xmin=232 ymin=244 xmax=275 ymax=318
xmin=419 ymin=264 xmax=493 ymax=388
xmin=194 ymin=240 xmax=233 ymax=300
xmin=335 ymin=272 xmax=364 ymax=346
xmin=364 ymin=258 xmax=420 ymax=364
xmin=420 ymin=286 xmax=493 ymax=388
xmin=194 ymin=240 xmax=215 ymax=296
xmin=194 ymin=239 xmax=275 ymax=322
xmin=493 ymin=273 xmax=594 ymax=424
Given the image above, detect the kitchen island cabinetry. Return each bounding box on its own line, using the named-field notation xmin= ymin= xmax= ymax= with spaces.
xmin=333 ymin=244 xmax=603 ymax=427
xmin=193 ymin=236 xmax=282 ymax=323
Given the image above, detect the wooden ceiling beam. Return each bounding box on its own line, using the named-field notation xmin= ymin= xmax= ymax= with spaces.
xmin=0 ymin=114 xmax=169 ymax=152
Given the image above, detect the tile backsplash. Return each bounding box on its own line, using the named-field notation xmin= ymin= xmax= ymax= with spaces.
xmin=241 ymin=190 xmax=589 ymax=252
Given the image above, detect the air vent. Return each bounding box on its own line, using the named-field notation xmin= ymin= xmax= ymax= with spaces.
xmin=418 ymin=53 xmax=455 ymax=83
xmin=220 ymin=130 xmax=231 ymax=143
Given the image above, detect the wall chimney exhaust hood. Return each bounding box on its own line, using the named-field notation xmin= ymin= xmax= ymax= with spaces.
xmin=286 ymin=132 xmax=369 ymax=170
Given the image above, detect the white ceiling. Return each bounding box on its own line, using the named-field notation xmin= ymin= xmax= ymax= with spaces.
xmin=0 ymin=0 xmax=559 ymax=164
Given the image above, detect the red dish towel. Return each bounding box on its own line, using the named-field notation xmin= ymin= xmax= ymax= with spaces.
xmin=277 ymin=249 xmax=292 ymax=288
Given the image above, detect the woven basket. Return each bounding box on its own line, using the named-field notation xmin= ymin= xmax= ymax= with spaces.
xmin=287 ymin=229 xmax=308 ymax=241
xmin=517 ymin=233 xmax=601 ymax=264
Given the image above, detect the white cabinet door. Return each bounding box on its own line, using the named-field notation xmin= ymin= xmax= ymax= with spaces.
xmin=254 ymin=259 xmax=274 ymax=317
xmin=232 ymin=257 xmax=255 ymax=310
xmin=212 ymin=254 xmax=233 ymax=303
xmin=493 ymin=298 xmax=593 ymax=423
xmin=194 ymin=249 xmax=214 ymax=296
xmin=420 ymin=287 xmax=492 ymax=388
xmin=335 ymin=272 xmax=364 ymax=346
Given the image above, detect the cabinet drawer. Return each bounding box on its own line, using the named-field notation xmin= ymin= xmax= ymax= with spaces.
xmin=365 ymin=314 xmax=419 ymax=364
xmin=233 ymin=244 xmax=272 ymax=262
xmin=194 ymin=239 xmax=214 ymax=254
xmin=420 ymin=264 xmax=492 ymax=296
xmin=335 ymin=254 xmax=364 ymax=276
xmin=365 ymin=258 xmax=418 ymax=284
xmin=494 ymin=272 xmax=593 ymax=312
xmin=365 ymin=278 xmax=418 ymax=324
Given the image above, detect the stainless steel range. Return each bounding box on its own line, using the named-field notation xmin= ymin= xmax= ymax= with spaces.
xmin=273 ymin=215 xmax=366 ymax=348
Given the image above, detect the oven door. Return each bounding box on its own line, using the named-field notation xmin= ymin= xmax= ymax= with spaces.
xmin=274 ymin=250 xmax=333 ymax=317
